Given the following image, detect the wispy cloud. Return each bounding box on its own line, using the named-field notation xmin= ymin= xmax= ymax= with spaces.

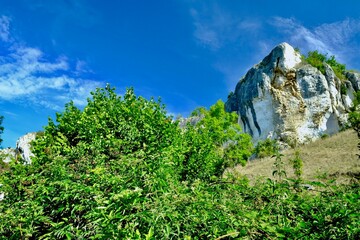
xmin=190 ymin=5 xmax=261 ymax=50
xmin=190 ymin=4 xmax=360 ymax=91
xmin=189 ymin=4 xmax=265 ymax=90
xmin=271 ymin=17 xmax=360 ymax=63
xmin=0 ymin=15 xmax=103 ymax=110
xmin=74 ymin=60 xmax=94 ymax=76
xmin=0 ymin=16 xmax=11 ymax=42
xmin=190 ymin=8 xmax=222 ymax=50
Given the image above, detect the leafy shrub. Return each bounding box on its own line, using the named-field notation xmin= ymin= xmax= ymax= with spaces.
xmin=349 ymin=91 xmax=360 ymax=128
xmin=0 ymin=86 xmax=183 ymax=238
xmin=176 ymin=124 xmax=224 ymax=182
xmin=326 ymin=55 xmax=346 ymax=79
xmin=1 ymin=86 xmax=359 ymax=239
xmin=272 ymin=151 xmax=286 ymax=181
xmin=306 ymin=50 xmax=327 ymax=74
xmin=189 ymin=100 xmax=253 ymax=169
xmin=254 ymin=138 xmax=279 ymax=158
xmin=349 ymin=91 xmax=360 ymax=157
xmin=289 ymin=150 xmax=303 ymax=181
xmin=320 ymin=133 xmax=329 ymax=139
xmin=305 ymin=51 xmax=346 ymax=80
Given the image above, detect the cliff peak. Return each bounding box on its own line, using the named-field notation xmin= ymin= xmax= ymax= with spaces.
xmin=226 ymin=43 xmax=359 ymax=145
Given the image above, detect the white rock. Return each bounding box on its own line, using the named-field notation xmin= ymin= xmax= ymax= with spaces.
xmin=226 ymin=42 xmax=355 ymax=144
xmin=0 ymin=148 xmax=16 ymax=163
xmin=16 ymin=132 xmax=36 ymax=164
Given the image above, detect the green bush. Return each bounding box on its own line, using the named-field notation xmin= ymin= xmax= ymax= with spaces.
xmin=349 ymin=91 xmax=360 ymax=158
xmin=305 ymin=51 xmax=346 ymax=80
xmin=306 ymin=50 xmax=327 ymax=74
xmin=290 ymin=150 xmax=303 ymax=181
xmin=326 ymin=55 xmax=346 ymax=80
xmin=189 ymin=100 xmax=253 ymax=169
xmin=1 ymin=86 xmax=359 ymax=239
xmin=349 ymin=91 xmax=360 ymax=129
xmin=0 ymin=85 xmax=183 ymax=238
xmin=254 ymin=138 xmax=279 ymax=158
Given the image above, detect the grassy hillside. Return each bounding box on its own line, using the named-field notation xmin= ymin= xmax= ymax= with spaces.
xmin=230 ymin=129 xmax=360 ymax=184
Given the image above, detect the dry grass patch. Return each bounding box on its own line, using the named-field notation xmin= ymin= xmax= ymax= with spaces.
xmin=230 ymin=129 xmax=360 ymax=184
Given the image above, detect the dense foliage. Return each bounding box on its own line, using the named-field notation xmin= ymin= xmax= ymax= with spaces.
xmin=349 ymin=91 xmax=360 ymax=129
xmin=349 ymin=91 xmax=360 ymax=157
xmin=190 ymin=100 xmax=253 ymax=169
xmin=254 ymin=138 xmax=279 ymax=158
xmin=0 ymin=86 xmax=359 ymax=239
xmin=305 ymin=51 xmax=346 ymax=80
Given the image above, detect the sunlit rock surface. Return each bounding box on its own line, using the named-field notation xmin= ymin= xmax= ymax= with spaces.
xmin=16 ymin=132 xmax=36 ymax=164
xmin=226 ymin=42 xmax=359 ymax=144
xmin=0 ymin=132 xmax=36 ymax=164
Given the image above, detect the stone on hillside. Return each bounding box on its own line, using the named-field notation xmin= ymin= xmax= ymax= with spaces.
xmin=0 ymin=148 xmax=16 ymax=163
xmin=178 ymin=115 xmax=203 ymax=129
xmin=16 ymin=132 xmax=36 ymax=164
xmin=1 ymin=132 xmax=36 ymax=165
xmin=345 ymin=71 xmax=360 ymax=92
xmin=226 ymin=42 xmax=355 ymax=144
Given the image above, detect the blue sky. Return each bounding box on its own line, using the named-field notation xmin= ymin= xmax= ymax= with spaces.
xmin=1 ymin=0 xmax=360 ymax=147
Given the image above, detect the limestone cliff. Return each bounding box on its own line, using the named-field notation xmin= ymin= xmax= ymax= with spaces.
xmin=225 ymin=42 xmax=359 ymax=145
xmin=0 ymin=132 xmax=36 ymax=164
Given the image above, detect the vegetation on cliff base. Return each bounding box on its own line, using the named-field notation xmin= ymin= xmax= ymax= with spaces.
xmin=190 ymin=100 xmax=253 ymax=169
xmin=0 ymin=86 xmax=359 ymax=239
xmin=349 ymin=91 xmax=360 ymax=157
xmin=305 ymin=50 xmax=346 ymax=80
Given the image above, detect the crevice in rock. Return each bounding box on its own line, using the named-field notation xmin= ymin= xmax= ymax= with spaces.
xmin=248 ymin=101 xmax=261 ymax=136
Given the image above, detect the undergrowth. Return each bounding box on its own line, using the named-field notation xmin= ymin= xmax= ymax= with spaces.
xmin=0 ymin=86 xmax=359 ymax=239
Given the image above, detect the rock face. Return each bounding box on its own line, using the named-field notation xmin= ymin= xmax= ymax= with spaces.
xmin=0 ymin=132 xmax=36 ymax=164
xmin=226 ymin=42 xmax=359 ymax=145
xmin=0 ymin=148 xmax=16 ymax=163
xmin=16 ymin=132 xmax=36 ymax=164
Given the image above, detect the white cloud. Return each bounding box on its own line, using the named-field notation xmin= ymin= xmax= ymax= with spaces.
xmin=74 ymin=60 xmax=94 ymax=75
xmin=189 ymin=5 xmax=266 ymax=90
xmin=190 ymin=8 xmax=221 ymax=50
xmin=271 ymin=17 xmax=360 ymax=63
xmin=314 ymin=19 xmax=360 ymax=46
xmin=0 ymin=15 xmax=104 ymax=109
xmin=190 ymin=6 xmax=262 ymax=50
xmin=0 ymin=16 xmax=11 ymax=42
xmin=237 ymin=19 xmax=262 ymax=32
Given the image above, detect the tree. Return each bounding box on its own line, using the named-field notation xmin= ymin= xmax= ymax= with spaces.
xmin=0 ymin=85 xmax=182 ymax=238
xmin=179 ymin=100 xmax=253 ymax=181
xmin=193 ymin=100 xmax=253 ymax=167
xmin=0 ymin=87 xmax=358 ymax=239
xmin=349 ymin=91 xmax=360 ymax=158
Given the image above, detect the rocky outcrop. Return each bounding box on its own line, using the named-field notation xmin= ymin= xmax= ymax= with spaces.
xmin=0 ymin=147 xmax=16 ymax=163
xmin=0 ymin=132 xmax=36 ymax=164
xmin=345 ymin=71 xmax=360 ymax=92
xmin=0 ymin=133 xmax=36 ymax=202
xmin=16 ymin=132 xmax=36 ymax=164
xmin=178 ymin=115 xmax=203 ymax=129
xmin=226 ymin=42 xmax=359 ymax=145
